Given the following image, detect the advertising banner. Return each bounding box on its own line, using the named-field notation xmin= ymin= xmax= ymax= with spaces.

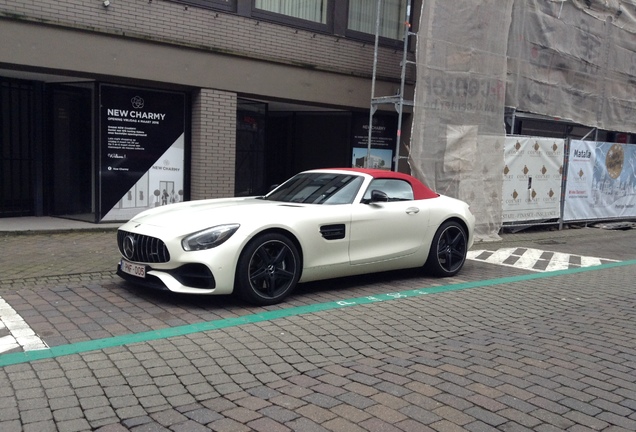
xmin=563 ymin=140 xmax=636 ymax=221
xmin=99 ymin=85 xmax=185 ymax=221
xmin=351 ymin=113 xmax=396 ymax=170
xmin=502 ymin=136 xmax=564 ymax=223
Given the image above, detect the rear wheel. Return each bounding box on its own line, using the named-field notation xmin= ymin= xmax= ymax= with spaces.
xmin=236 ymin=233 xmax=301 ymax=305
xmin=425 ymin=221 xmax=467 ymax=277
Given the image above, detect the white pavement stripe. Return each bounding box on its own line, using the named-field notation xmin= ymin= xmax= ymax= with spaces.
xmin=485 ymin=248 xmax=519 ymax=264
xmin=515 ymin=248 xmax=545 ymax=271
xmin=0 ymin=297 xmax=48 ymax=353
xmin=545 ymin=252 xmax=572 ymax=271
xmin=581 ymin=256 xmax=603 ymax=266
xmin=468 ymin=248 xmax=619 ymax=273
xmin=0 ymin=334 xmax=20 ymax=354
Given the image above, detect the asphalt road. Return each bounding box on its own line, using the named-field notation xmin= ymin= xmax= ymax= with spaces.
xmin=0 ymin=225 xmax=635 ymax=431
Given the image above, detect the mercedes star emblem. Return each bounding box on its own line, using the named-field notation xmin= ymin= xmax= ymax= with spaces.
xmin=123 ymin=235 xmax=136 ymax=260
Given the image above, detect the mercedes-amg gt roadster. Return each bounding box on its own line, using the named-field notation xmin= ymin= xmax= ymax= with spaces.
xmin=117 ymin=168 xmax=475 ymax=305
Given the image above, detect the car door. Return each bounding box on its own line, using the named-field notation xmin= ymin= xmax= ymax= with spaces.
xmin=349 ymin=179 xmax=430 ymax=265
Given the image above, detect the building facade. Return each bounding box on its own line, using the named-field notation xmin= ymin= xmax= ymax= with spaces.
xmin=1 ymin=0 xmax=417 ymax=221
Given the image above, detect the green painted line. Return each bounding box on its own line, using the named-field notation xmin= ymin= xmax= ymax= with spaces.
xmin=1 ymin=258 xmax=635 ymax=368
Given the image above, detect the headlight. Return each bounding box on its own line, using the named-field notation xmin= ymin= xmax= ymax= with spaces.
xmin=182 ymin=224 xmax=240 ymax=251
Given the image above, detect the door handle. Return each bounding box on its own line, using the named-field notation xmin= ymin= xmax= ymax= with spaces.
xmin=406 ymin=207 xmax=420 ymax=214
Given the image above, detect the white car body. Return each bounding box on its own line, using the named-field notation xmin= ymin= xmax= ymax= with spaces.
xmin=117 ymin=168 xmax=475 ymax=304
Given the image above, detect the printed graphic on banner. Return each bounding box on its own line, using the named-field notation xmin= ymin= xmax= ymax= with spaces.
xmin=351 ymin=113 xmax=396 ymax=170
xmin=502 ymin=137 xmax=564 ymax=222
xmin=564 ymin=140 xmax=636 ymax=221
xmin=100 ymin=85 xmax=185 ymax=221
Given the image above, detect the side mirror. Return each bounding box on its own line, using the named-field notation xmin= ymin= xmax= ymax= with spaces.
xmin=370 ymin=190 xmax=389 ymax=203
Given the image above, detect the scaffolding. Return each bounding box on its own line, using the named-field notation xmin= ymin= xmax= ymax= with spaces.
xmin=366 ymin=0 xmax=415 ymax=172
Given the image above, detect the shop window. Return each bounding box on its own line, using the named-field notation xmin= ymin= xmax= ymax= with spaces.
xmin=347 ymin=0 xmax=406 ymax=40
xmin=254 ymin=0 xmax=327 ymax=24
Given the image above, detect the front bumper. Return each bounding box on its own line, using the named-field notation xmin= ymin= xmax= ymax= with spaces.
xmin=117 ymin=260 xmax=217 ymax=294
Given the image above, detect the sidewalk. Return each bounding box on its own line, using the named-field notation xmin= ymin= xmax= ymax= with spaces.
xmin=0 ymin=216 xmax=120 ymax=233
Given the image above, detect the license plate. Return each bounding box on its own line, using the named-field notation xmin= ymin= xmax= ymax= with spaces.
xmin=120 ymin=259 xmax=146 ymax=278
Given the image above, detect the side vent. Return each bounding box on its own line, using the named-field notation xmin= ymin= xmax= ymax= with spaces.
xmin=320 ymin=224 xmax=346 ymax=240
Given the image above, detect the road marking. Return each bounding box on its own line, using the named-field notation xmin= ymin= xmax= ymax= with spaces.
xmin=0 ymin=258 xmax=635 ymax=367
xmin=467 ymin=248 xmax=619 ymax=272
xmin=0 ymin=297 xmax=48 ymax=354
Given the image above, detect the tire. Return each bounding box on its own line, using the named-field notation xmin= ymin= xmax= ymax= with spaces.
xmin=425 ymin=220 xmax=467 ymax=277
xmin=235 ymin=233 xmax=301 ymax=305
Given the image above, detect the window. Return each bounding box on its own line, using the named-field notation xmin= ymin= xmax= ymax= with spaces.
xmin=255 ymin=0 xmax=328 ymax=24
xmin=347 ymin=0 xmax=407 ymax=40
xmin=266 ymin=173 xmax=363 ymax=205
xmin=175 ymin=0 xmax=236 ymax=12
xmin=363 ymin=179 xmax=414 ymax=201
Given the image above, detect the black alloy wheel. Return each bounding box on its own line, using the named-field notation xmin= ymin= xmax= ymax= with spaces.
xmin=236 ymin=233 xmax=301 ymax=305
xmin=425 ymin=221 xmax=467 ymax=277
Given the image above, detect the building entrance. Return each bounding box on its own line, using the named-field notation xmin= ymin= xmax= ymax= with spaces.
xmin=0 ymin=78 xmax=38 ymax=217
xmin=49 ymin=85 xmax=94 ymax=220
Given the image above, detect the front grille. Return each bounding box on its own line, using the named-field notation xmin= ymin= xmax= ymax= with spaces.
xmin=118 ymin=230 xmax=170 ymax=263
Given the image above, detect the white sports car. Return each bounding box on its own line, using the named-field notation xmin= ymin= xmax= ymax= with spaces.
xmin=117 ymin=168 xmax=475 ymax=305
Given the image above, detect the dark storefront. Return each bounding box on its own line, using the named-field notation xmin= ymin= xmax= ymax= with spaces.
xmin=1 ymin=76 xmax=399 ymax=222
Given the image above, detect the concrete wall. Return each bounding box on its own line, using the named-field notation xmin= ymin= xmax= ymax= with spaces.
xmin=0 ymin=0 xmax=415 ymax=198
xmin=0 ymin=0 xmax=410 ymax=107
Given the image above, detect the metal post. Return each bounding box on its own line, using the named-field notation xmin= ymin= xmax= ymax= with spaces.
xmin=366 ymin=0 xmax=382 ymax=168
xmin=394 ymin=0 xmax=412 ymax=171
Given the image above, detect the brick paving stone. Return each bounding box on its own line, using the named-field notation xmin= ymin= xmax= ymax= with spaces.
xmin=2 ymin=228 xmax=636 ymax=431
xmin=433 ymin=405 xmax=475 ymax=426
xmin=296 ymin=404 xmax=338 ymax=424
xmin=529 ymin=408 xmax=575 ymax=429
xmin=285 ymin=417 xmax=329 ymax=432
xmin=365 ymin=404 xmax=408 ymax=424
xmin=247 ymin=416 xmax=292 ymax=432
xmin=398 ymin=405 xmax=443 ymax=425
xmin=183 ymin=407 xmax=223 ymax=424
xmin=563 ymin=410 xmax=610 ymax=430
xmin=465 ymin=406 xmax=508 ymax=427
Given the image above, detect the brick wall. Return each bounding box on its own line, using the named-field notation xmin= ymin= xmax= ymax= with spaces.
xmin=190 ymin=88 xmax=236 ymax=199
xmin=0 ymin=0 xmax=408 ymax=80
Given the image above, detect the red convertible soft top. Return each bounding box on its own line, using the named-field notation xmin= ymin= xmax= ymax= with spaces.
xmin=335 ymin=168 xmax=438 ymax=200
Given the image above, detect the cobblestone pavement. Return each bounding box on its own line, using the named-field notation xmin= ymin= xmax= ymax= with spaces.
xmin=0 ymin=225 xmax=635 ymax=431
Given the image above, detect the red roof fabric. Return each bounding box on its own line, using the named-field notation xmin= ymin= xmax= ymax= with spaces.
xmin=335 ymin=168 xmax=438 ymax=200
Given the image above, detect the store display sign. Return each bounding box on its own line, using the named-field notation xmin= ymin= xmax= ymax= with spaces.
xmin=99 ymin=85 xmax=185 ymax=221
xmin=351 ymin=113 xmax=396 ymax=170
xmin=563 ymin=140 xmax=636 ymax=221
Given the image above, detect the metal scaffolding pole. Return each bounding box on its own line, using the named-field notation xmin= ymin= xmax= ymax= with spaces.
xmin=367 ymin=0 xmax=415 ymax=171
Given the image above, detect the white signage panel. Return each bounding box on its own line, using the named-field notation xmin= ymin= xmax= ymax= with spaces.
xmin=502 ymin=137 xmax=564 ymax=223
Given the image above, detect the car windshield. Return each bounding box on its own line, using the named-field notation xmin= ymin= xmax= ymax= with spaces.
xmin=265 ymin=173 xmax=363 ymax=204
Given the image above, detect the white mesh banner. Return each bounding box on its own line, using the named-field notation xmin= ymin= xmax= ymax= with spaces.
xmin=410 ymin=0 xmax=512 ymax=242
xmin=506 ymin=0 xmax=636 ymax=132
xmin=410 ymin=0 xmax=636 ymax=241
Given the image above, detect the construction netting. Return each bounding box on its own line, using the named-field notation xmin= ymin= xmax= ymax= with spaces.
xmin=409 ymin=0 xmax=636 ymax=242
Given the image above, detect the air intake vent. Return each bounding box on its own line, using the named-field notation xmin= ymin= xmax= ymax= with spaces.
xmin=320 ymin=224 xmax=346 ymax=240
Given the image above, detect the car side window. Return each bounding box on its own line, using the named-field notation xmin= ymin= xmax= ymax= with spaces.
xmin=363 ymin=179 xmax=414 ymax=201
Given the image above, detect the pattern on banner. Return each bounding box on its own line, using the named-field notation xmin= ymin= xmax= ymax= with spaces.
xmin=502 ymin=137 xmax=564 ymax=223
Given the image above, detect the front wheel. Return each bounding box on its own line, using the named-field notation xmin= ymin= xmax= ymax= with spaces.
xmin=425 ymin=221 xmax=467 ymax=277
xmin=235 ymin=233 xmax=301 ymax=305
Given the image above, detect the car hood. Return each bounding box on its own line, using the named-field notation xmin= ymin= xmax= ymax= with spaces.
xmin=124 ymin=197 xmax=301 ymax=236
